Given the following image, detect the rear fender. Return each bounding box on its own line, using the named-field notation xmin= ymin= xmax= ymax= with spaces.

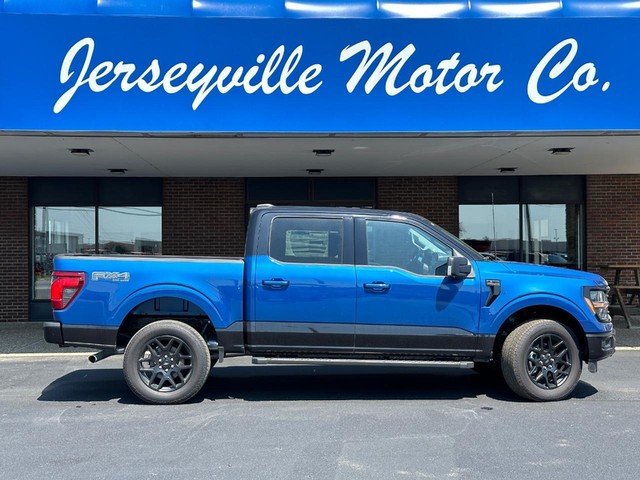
xmin=112 ymin=284 xmax=227 ymax=330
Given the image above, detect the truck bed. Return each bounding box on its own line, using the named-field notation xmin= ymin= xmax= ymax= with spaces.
xmin=48 ymin=254 xmax=244 ymax=349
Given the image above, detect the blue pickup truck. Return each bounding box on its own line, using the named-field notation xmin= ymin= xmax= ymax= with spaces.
xmin=45 ymin=205 xmax=615 ymax=404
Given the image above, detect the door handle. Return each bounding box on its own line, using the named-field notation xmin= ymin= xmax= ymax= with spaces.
xmin=262 ymin=278 xmax=290 ymax=289
xmin=363 ymin=282 xmax=390 ymax=293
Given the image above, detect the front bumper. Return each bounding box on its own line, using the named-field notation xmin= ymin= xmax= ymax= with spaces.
xmin=43 ymin=322 xmax=118 ymax=349
xmin=586 ymin=330 xmax=616 ymax=362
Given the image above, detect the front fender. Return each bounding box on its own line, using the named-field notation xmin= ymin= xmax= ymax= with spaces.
xmin=486 ymin=292 xmax=596 ymax=334
xmin=111 ymin=284 xmax=228 ymax=329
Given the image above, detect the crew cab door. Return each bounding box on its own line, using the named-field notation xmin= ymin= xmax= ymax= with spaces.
xmin=354 ymin=218 xmax=481 ymax=357
xmin=249 ymin=215 xmax=356 ymax=354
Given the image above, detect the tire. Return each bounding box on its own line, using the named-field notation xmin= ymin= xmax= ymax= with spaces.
xmin=501 ymin=320 xmax=582 ymax=401
xmin=123 ymin=320 xmax=211 ymax=404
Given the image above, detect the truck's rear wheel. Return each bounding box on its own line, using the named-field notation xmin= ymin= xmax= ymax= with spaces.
xmin=123 ymin=320 xmax=211 ymax=404
xmin=501 ymin=320 xmax=582 ymax=401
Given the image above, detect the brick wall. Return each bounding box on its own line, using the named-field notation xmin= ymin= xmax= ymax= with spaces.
xmin=377 ymin=177 xmax=459 ymax=235
xmin=0 ymin=178 xmax=29 ymax=322
xmin=586 ymin=175 xmax=640 ymax=283
xmin=163 ymin=176 xmax=459 ymax=256
xmin=4 ymin=174 xmax=628 ymax=321
xmin=162 ymin=178 xmax=246 ymax=256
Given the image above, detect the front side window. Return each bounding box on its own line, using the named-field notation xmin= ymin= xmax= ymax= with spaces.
xmin=270 ymin=218 xmax=343 ymax=264
xmin=366 ymin=221 xmax=453 ymax=276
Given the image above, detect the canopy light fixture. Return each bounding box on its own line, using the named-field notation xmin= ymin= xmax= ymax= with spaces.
xmin=109 ymin=168 xmax=127 ymax=175
xmin=498 ymin=167 xmax=518 ymax=173
xmin=69 ymin=148 xmax=93 ymax=156
xmin=307 ymin=169 xmax=324 ymax=175
xmin=313 ymin=149 xmax=334 ymax=157
xmin=549 ymin=147 xmax=574 ymax=155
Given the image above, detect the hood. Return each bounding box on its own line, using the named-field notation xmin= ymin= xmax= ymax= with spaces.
xmin=477 ymin=260 xmax=607 ymax=286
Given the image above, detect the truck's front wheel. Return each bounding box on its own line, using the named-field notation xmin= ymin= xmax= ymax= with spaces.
xmin=123 ymin=320 xmax=211 ymax=404
xmin=501 ymin=320 xmax=582 ymax=401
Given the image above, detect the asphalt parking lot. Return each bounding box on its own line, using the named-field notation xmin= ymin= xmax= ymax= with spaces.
xmin=0 ymin=321 xmax=638 ymax=480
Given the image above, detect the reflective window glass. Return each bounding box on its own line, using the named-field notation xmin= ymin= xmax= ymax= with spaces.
xmin=458 ymin=176 xmax=585 ymax=269
xmin=98 ymin=207 xmax=162 ymax=255
xmin=366 ymin=221 xmax=452 ymax=276
xmin=523 ymin=204 xmax=582 ymax=269
xmin=33 ymin=206 xmax=162 ymax=300
xmin=459 ymin=205 xmax=520 ymax=261
xmin=459 ymin=203 xmax=583 ymax=268
xmin=30 ymin=178 xmax=162 ymax=317
xmin=269 ymin=218 xmax=343 ymax=264
xmin=33 ymin=207 xmax=95 ymax=300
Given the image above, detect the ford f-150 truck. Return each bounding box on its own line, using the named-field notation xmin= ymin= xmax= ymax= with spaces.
xmin=45 ymin=205 xmax=615 ymax=404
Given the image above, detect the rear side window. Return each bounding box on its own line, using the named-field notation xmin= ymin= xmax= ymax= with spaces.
xmin=270 ymin=218 xmax=343 ymax=264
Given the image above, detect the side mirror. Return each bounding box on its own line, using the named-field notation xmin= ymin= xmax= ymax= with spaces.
xmin=447 ymin=256 xmax=472 ymax=279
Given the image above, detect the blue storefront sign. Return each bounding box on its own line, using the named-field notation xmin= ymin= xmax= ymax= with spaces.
xmin=0 ymin=13 xmax=638 ymax=133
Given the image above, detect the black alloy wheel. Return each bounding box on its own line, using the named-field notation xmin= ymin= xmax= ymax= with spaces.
xmin=526 ymin=333 xmax=572 ymax=390
xmin=138 ymin=334 xmax=194 ymax=392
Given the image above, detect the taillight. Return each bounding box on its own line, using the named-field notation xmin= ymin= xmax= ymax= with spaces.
xmin=51 ymin=272 xmax=85 ymax=310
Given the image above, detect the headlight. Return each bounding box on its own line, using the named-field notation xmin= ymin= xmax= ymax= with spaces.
xmin=583 ymin=288 xmax=611 ymax=323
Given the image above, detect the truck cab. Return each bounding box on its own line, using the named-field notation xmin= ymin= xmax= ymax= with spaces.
xmin=245 ymin=206 xmax=481 ymax=358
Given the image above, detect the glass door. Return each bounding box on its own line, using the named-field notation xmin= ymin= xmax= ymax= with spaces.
xmin=523 ymin=204 xmax=583 ymax=269
xmin=459 ymin=204 xmax=520 ymax=261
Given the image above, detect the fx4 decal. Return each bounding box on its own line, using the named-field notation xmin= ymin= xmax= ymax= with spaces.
xmin=92 ymin=271 xmax=131 ymax=282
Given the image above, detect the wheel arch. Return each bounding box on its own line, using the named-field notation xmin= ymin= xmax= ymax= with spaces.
xmin=113 ymin=285 xmax=225 ymax=349
xmin=491 ymin=304 xmax=588 ymax=364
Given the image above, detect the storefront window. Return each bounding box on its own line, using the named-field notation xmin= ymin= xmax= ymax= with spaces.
xmin=523 ymin=204 xmax=582 ymax=268
xmin=33 ymin=207 xmax=95 ymax=300
xmin=98 ymin=207 xmax=162 ymax=255
xmin=458 ymin=176 xmax=584 ymax=269
xmin=30 ymin=178 xmax=163 ymax=310
xmin=32 ymin=206 xmax=162 ymax=300
xmin=459 ymin=205 xmax=519 ymax=261
xmin=459 ymin=203 xmax=583 ymax=268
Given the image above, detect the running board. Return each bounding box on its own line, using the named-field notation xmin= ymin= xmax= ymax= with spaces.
xmin=251 ymin=357 xmax=474 ymax=368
